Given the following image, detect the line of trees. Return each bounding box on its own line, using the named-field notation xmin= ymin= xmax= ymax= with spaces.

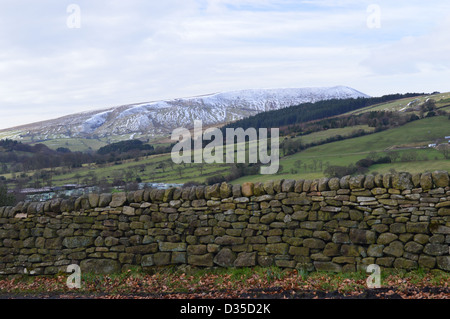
xmin=0 ymin=138 xmax=174 ymax=174
xmin=221 ymin=93 xmax=426 ymax=133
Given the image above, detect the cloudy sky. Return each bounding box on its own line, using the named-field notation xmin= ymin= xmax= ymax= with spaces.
xmin=1 ymin=0 xmax=450 ymax=129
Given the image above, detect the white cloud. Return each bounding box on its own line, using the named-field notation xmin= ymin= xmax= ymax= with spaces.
xmin=0 ymin=0 xmax=449 ymax=129
xmin=362 ymin=17 xmax=450 ymax=75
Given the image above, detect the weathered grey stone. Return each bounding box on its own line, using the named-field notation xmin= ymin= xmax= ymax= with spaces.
xmin=220 ymin=182 xmax=233 ymax=198
xmin=62 ymin=236 xmax=94 ymax=249
xmin=205 ymin=184 xmax=221 ymax=199
xmin=392 ymin=172 xmax=413 ymax=190
xmin=303 ymin=238 xmax=326 ymax=249
xmin=438 ymin=207 xmax=450 ymax=216
xmin=88 ymin=193 xmax=100 ymax=208
xmin=322 ymin=242 xmax=339 ymax=257
xmin=432 ymin=171 xmax=449 ymax=187
xmin=265 ymin=243 xmax=289 ymax=254
xmin=241 ymin=182 xmax=254 ymax=197
xmin=436 ymin=201 xmax=450 ymax=209
xmin=423 ymin=243 xmax=448 ymax=256
xmin=231 ymin=184 xmax=241 ymax=197
xmin=406 ymin=222 xmax=429 ymax=233
xmin=300 ymin=221 xmax=323 ymax=230
xmin=132 ymin=189 xmax=144 ymax=203
xmin=418 ymin=255 xmax=436 ymax=269
xmin=125 ymin=244 xmax=158 ymax=254
xmin=141 ymin=255 xmax=154 ymax=267
xmin=289 ymin=246 xmax=309 ymax=256
xmin=187 ymin=245 xmax=207 ymax=255
xmin=192 ymin=186 xmax=203 ymax=200
xmin=292 ymin=211 xmax=309 ymax=221
xmin=158 ymin=242 xmax=187 ymax=252
xmin=155 ymin=189 xmax=165 ymax=201
xmin=318 ymin=178 xmax=329 ymax=192
xmin=340 ymin=244 xmax=363 ymax=257
xmin=420 ymin=172 xmax=433 ymax=190
xmin=253 ymin=195 xmax=273 ymax=202
xmin=414 ymin=234 xmax=429 ymax=245
xmin=119 ymin=253 xmax=134 ymax=264
xmin=276 ymin=259 xmax=296 ymax=268
xmin=253 ymin=182 xmax=265 ymax=196
xmin=310 ymin=178 xmax=320 ymax=192
xmin=80 ymin=259 xmax=121 ymax=274
xmin=294 ymin=180 xmax=304 ymax=193
xmin=404 ymin=241 xmax=423 ymax=254
xmin=110 ymin=192 xmax=127 ymax=207
xmin=234 ymin=252 xmax=256 ymax=267
xmin=263 ymin=180 xmax=274 ymax=195
xmin=382 ymin=173 xmax=392 ymax=188
xmin=332 ymin=232 xmax=351 ymax=244
xmin=436 ymin=256 xmax=450 ymax=271
xmin=213 ymin=248 xmax=236 ymax=267
xmin=122 ymin=206 xmax=135 ymax=216
xmin=430 ymin=224 xmax=450 ymax=234
xmin=50 ymin=198 xmax=62 ymax=213
xmin=390 ymin=223 xmax=406 ymax=234
xmin=411 ymin=173 xmax=421 ymax=187
xmin=349 ymin=229 xmax=376 ymax=244
xmin=313 ymin=231 xmax=331 ymax=241
xmin=309 ymin=179 xmax=319 ymax=192
xmin=98 ymin=193 xmax=112 ymax=207
xmin=377 ymin=233 xmax=398 ymax=245
xmin=339 ymin=176 xmax=350 ymax=189
xmin=328 ymin=178 xmax=340 ymax=191
xmin=188 ymin=253 xmax=214 ymax=267
xmin=376 ymin=257 xmax=395 ymax=267
xmin=260 ymin=213 xmax=277 ymax=224
xmin=215 ymin=235 xmax=244 ymax=245
xmin=281 ymin=179 xmax=295 ymax=192
xmin=257 ymin=255 xmax=274 ymax=267
xmin=374 ymin=174 xmax=384 ymax=187
xmin=172 ymin=252 xmax=187 ymax=264
xmin=383 ymin=241 xmax=404 ymax=257
xmin=282 ymin=197 xmax=311 ymax=205
xmin=367 ymin=244 xmax=384 ymax=257
xmin=273 ymin=179 xmax=284 ymax=193
xmin=153 ymin=252 xmax=171 ymax=266
xmin=163 ymin=188 xmax=175 ymax=202
xmin=363 ymin=175 xmax=375 ymax=189
xmin=314 ymin=261 xmax=342 ymax=272
xmin=60 ymin=199 xmax=74 ymax=212
xmin=393 ymin=258 xmax=417 ymax=270
xmin=349 ymin=175 xmax=365 ymax=189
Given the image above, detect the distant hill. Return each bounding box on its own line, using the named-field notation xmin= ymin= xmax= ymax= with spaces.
xmin=0 ymin=86 xmax=369 ymax=143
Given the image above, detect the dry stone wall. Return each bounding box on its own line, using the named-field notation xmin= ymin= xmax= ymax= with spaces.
xmin=1 ymin=171 xmax=449 ymax=275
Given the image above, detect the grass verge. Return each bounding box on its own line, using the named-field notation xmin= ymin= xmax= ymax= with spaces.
xmin=0 ymin=266 xmax=448 ymax=299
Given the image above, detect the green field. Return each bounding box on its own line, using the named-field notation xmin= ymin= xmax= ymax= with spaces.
xmin=38 ymin=138 xmax=108 ymax=152
xmin=3 ymin=106 xmax=449 ymax=190
xmin=44 ymin=154 xmax=230 ymax=187
xmin=233 ymin=116 xmax=450 ymax=183
xmin=292 ymin=125 xmax=375 ymax=145
xmin=347 ymin=92 xmax=450 ymax=115
xmin=12 ymin=115 xmax=448 ymax=188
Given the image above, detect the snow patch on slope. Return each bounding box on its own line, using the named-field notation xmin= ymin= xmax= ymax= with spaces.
xmin=3 ymin=86 xmax=370 ymax=140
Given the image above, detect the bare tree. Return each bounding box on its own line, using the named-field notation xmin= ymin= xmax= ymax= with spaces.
xmin=439 ymin=146 xmax=450 ymax=159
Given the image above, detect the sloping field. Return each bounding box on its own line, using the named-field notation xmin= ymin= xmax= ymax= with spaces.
xmin=233 ymin=116 xmax=450 ymax=183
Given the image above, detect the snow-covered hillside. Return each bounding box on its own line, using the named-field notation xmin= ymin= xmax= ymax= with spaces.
xmin=0 ymin=86 xmax=369 ymax=141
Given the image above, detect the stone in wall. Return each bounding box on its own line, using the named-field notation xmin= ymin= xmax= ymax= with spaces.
xmin=0 ymin=171 xmax=449 ymax=275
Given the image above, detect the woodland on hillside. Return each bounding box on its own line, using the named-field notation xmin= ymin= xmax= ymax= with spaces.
xmin=0 ymin=92 xmax=449 ymax=205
